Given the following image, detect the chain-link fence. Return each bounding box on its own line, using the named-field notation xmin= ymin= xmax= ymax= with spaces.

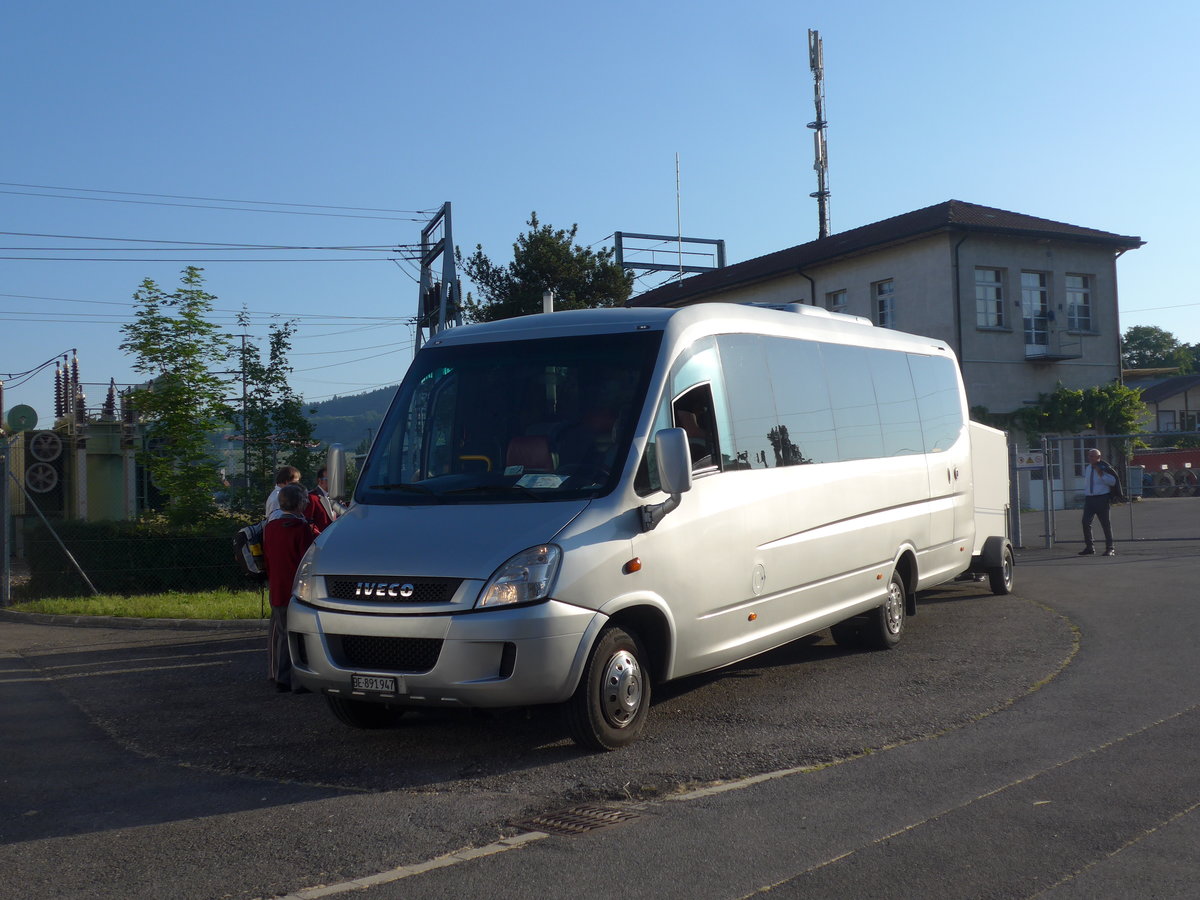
xmin=1011 ymin=433 xmax=1200 ymax=548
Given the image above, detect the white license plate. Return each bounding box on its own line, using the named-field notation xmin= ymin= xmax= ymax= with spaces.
xmin=352 ymin=674 xmax=401 ymax=694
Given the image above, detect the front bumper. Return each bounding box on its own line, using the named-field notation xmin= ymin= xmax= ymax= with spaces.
xmin=287 ymin=598 xmax=604 ymax=708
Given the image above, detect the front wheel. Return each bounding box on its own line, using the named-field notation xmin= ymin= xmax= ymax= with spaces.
xmin=565 ymin=626 xmax=651 ymax=751
xmin=988 ymin=546 xmax=1015 ymax=595
xmin=325 ymin=695 xmax=405 ymax=729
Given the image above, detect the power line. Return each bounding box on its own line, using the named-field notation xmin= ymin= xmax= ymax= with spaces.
xmin=0 ymin=292 xmax=408 ymax=321
xmin=0 ymin=181 xmax=435 ymax=215
xmin=0 ymin=255 xmax=397 ymax=262
xmin=0 ymin=189 xmax=426 ymax=222
xmin=0 ymin=230 xmax=413 ymax=250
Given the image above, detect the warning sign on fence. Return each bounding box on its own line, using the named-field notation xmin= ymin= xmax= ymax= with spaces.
xmin=1016 ymin=452 xmax=1044 ymax=469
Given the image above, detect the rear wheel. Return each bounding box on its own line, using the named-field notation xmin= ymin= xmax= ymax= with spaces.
xmin=861 ymin=570 xmax=906 ymax=650
xmin=565 ymin=625 xmax=650 ymax=751
xmin=831 ymin=570 xmax=907 ymax=651
xmin=325 ymin=695 xmax=405 ymax=729
xmin=988 ymin=546 xmax=1015 ymax=595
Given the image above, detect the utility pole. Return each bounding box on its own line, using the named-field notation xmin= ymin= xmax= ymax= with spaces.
xmin=415 ymin=203 xmax=460 ymax=350
xmin=808 ymin=28 xmax=831 ymax=239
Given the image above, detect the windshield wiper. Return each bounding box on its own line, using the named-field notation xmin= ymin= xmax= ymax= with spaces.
xmin=367 ymin=483 xmax=442 ymax=501
xmin=442 ymin=484 xmax=548 ymax=501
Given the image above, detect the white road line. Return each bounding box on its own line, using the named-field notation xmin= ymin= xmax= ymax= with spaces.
xmin=269 ymin=832 xmax=548 ymax=900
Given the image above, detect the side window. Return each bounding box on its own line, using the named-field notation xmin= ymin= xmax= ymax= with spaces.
xmin=673 ymin=384 xmax=720 ymax=472
xmin=868 ymin=349 xmax=923 ymax=457
xmin=766 ymin=337 xmax=836 ymax=465
xmin=718 ymin=334 xmax=776 ymax=469
xmin=909 ymin=353 xmax=964 ymax=452
xmin=635 ymin=337 xmax=729 ymax=493
xmin=823 ymin=343 xmax=885 ymax=461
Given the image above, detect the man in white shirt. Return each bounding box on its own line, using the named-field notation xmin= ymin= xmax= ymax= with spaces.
xmin=1079 ymin=448 xmax=1117 ymax=557
xmin=265 ymin=466 xmax=301 ymax=521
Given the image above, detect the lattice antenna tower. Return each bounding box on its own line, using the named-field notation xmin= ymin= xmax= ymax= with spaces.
xmin=808 ymin=29 xmax=831 ymax=239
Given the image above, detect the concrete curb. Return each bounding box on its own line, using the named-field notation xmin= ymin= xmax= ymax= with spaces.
xmin=0 ymin=607 xmax=269 ymax=631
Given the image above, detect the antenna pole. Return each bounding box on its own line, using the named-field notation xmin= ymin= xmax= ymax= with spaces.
xmin=807 ymin=29 xmax=831 ymax=239
xmin=675 ymin=153 xmax=683 ymax=280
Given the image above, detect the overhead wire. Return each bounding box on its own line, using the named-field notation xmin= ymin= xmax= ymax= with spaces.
xmin=0 ymin=181 xmax=437 ymax=215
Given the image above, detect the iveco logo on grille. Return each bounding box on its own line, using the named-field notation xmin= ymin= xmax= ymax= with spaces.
xmin=355 ymin=582 xmax=415 ymax=598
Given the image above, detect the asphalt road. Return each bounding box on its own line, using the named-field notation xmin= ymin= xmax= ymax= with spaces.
xmin=1 ymin=498 xmax=1196 ymax=899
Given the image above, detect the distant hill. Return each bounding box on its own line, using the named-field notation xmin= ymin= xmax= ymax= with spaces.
xmin=306 ymin=385 xmax=397 ymax=450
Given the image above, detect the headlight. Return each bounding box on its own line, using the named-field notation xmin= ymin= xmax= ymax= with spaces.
xmin=477 ymin=544 xmax=561 ymax=608
xmin=292 ymin=544 xmax=321 ymax=604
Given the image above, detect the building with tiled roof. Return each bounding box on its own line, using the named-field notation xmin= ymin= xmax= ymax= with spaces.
xmin=629 ymin=200 xmax=1144 ymax=417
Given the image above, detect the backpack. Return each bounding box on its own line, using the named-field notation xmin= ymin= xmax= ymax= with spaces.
xmin=233 ymin=520 xmax=268 ymax=581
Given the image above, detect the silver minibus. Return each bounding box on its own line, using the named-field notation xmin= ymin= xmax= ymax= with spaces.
xmin=288 ymin=302 xmax=1013 ymax=749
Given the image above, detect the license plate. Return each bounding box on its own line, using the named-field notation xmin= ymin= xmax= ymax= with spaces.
xmin=351 ymin=674 xmax=401 ymax=694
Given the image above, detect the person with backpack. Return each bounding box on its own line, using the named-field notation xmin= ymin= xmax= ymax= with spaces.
xmin=1079 ymin=447 xmax=1118 ymax=557
xmin=263 ymin=483 xmax=318 ymax=691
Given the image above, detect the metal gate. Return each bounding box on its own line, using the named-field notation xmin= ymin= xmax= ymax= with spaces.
xmin=1009 ymin=432 xmax=1200 ymax=548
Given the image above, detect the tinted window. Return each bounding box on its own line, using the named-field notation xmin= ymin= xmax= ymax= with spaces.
xmin=719 ymin=334 xmax=777 ymax=469
xmin=869 ymin=350 xmax=923 ymax=457
xmin=764 ymin=337 xmax=837 ymax=465
xmin=822 ymin=344 xmax=884 ymax=461
xmin=909 ymin=353 xmax=964 ymax=452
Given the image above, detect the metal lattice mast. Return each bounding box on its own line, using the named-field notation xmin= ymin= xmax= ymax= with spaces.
xmin=808 ymin=29 xmax=831 ymax=239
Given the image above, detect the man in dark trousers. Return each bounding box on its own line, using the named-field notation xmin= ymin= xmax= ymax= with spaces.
xmin=263 ymin=483 xmax=317 ymax=691
xmin=1080 ymin=447 xmax=1118 ymax=557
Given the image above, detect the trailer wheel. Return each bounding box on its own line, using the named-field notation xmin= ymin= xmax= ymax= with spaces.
xmin=1152 ymin=472 xmax=1176 ymax=498
xmin=988 ymin=545 xmax=1015 ymax=595
xmin=1174 ymin=469 xmax=1199 ymax=497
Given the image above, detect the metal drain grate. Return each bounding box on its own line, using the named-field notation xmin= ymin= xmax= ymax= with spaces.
xmin=513 ymin=804 xmax=641 ymax=836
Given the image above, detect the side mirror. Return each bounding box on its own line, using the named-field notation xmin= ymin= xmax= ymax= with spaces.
xmin=326 ymin=443 xmax=347 ymax=502
xmin=640 ymin=427 xmax=692 ymax=531
xmin=655 ymin=427 xmax=693 ymax=496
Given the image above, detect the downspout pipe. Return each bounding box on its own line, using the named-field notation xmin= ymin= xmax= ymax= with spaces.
xmin=799 ymin=270 xmax=816 ymax=305
xmin=1114 ymin=247 xmax=1130 ymax=386
xmin=952 ymin=233 xmax=968 ymax=360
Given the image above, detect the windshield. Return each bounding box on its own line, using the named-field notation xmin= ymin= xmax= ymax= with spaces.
xmin=357 ymin=331 xmax=662 ymax=505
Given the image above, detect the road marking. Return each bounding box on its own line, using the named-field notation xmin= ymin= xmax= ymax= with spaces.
xmin=0 ymin=661 xmax=230 ymax=684
xmin=268 ymin=832 xmax=548 ymax=899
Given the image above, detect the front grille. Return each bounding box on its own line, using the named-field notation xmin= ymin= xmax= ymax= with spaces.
xmin=331 ymin=635 xmax=443 ymax=673
xmin=326 ymin=576 xmax=461 ymax=604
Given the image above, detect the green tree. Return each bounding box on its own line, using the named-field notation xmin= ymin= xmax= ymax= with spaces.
xmin=1121 ymin=325 xmax=1194 ymax=372
xmin=458 ymin=213 xmax=635 ymax=323
xmin=234 ymin=311 xmax=318 ymax=511
xmin=1008 ymin=382 xmax=1146 ymax=443
xmin=119 ymin=267 xmax=233 ymax=524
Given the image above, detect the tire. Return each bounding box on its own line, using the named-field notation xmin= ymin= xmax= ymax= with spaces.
xmin=830 ymin=619 xmax=864 ymax=649
xmin=325 ymin=695 xmax=405 ymax=729
xmin=988 ymin=546 xmax=1015 ymax=595
xmin=565 ymin=625 xmax=650 ymax=751
xmin=861 ymin=570 xmax=906 ymax=650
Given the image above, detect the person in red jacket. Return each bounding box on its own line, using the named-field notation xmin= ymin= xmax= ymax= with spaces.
xmin=263 ymin=483 xmax=317 ymax=692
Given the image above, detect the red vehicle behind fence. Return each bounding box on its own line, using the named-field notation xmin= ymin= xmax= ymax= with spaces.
xmin=1130 ymin=448 xmax=1200 ymax=497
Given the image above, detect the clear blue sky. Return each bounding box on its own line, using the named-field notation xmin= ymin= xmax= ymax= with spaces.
xmin=3 ymin=0 xmax=1197 ymax=430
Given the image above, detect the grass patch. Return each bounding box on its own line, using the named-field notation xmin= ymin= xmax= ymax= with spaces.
xmin=11 ymin=588 xmax=268 ymax=620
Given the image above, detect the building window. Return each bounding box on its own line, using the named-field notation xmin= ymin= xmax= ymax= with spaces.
xmin=1183 ymin=411 xmax=1199 ymax=432
xmin=874 ymin=279 xmax=895 ymax=329
xmin=825 ymin=289 xmax=847 ymax=314
xmin=1066 ymin=274 xmax=1093 ymax=331
xmin=975 ymin=268 xmax=1004 ymax=328
xmin=1021 ymin=271 xmax=1050 ymax=347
